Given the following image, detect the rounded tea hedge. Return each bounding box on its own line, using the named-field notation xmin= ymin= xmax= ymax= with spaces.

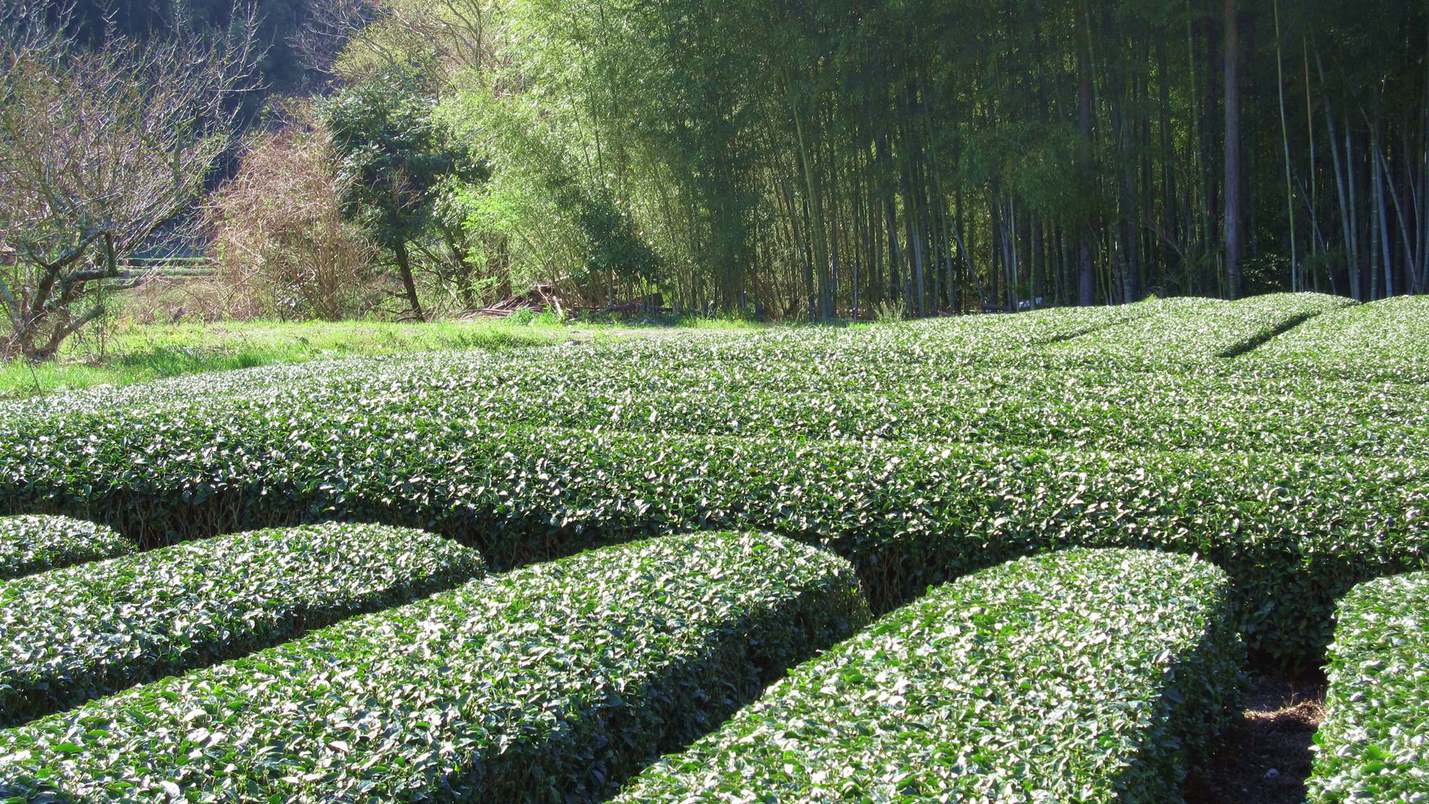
xmin=0 ymin=294 xmax=1423 ymax=800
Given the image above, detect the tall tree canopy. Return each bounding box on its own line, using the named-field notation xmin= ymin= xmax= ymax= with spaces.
xmin=406 ymin=0 xmax=1425 ymax=317
xmin=324 ymin=65 xmax=487 ymax=319
xmin=191 ymin=0 xmax=1429 ymax=318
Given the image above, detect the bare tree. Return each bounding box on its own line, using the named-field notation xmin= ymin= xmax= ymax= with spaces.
xmin=209 ymin=104 xmax=380 ymax=321
xmin=0 ymin=1 xmax=258 ymax=360
xmin=294 ymin=0 xmax=496 ymax=88
xmin=290 ymin=0 xmax=381 ymax=86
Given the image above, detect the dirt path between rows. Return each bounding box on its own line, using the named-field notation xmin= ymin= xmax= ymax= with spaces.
xmin=1188 ymin=672 xmax=1327 ymax=803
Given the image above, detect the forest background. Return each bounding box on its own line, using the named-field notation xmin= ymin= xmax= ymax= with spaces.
xmin=8 ymin=0 xmax=1427 ymax=342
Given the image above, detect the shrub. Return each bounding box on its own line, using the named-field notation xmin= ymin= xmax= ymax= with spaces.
xmin=0 ymin=522 xmax=484 ymax=726
xmin=617 ymin=549 xmax=1242 ymax=802
xmin=1043 ymin=293 xmax=1353 ymax=369
xmin=0 ymin=515 xmax=133 ymax=580
xmin=0 ymin=386 xmax=1422 ymax=666
xmin=11 ymin=314 xmax=1424 ymax=460
xmin=1308 ymin=571 xmax=1429 ymax=801
xmin=764 ymin=295 xmax=1145 ymax=352
xmin=872 ymin=298 xmax=906 ymax=322
xmin=1240 ymin=295 xmax=1429 ymax=384
xmin=208 ymin=107 xmax=381 ymax=321
xmin=0 ymin=293 xmax=1422 ymax=666
xmin=0 ymin=532 xmax=870 ymax=800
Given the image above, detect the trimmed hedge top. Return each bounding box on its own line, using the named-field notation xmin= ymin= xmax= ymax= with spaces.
xmin=0 ymin=515 xmax=134 ymax=581
xmin=1 ymin=405 xmax=1421 ymax=664
xmin=1241 ymin=295 xmax=1429 ymax=384
xmin=1309 ymin=571 xmax=1429 ymax=801
xmin=0 ymin=291 xmax=1416 ymax=669
xmin=1044 ymin=293 xmax=1352 ymax=369
xmin=748 ymin=300 xmax=1151 ymax=359
xmin=617 ymin=548 xmax=1242 ymax=802
xmin=0 ymin=522 xmax=485 ymax=726
xmin=5 ymin=302 xmax=1421 ymax=472
xmin=0 ymin=532 xmax=870 ymax=801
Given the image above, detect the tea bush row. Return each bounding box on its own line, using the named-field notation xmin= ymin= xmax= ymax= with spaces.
xmin=4 ymin=406 xmax=1423 ymax=663
xmin=1240 ymin=295 xmax=1429 ymax=384
xmin=307 ymin=354 xmax=1427 ymax=456
xmin=0 ymin=532 xmax=868 ymax=801
xmin=1041 ymin=292 xmax=1351 ymax=369
xmin=0 ymin=515 xmax=134 ymax=581
xmin=0 ymin=523 xmax=484 ymax=726
xmin=1308 ymin=570 xmax=1429 ymax=801
xmin=8 ymin=305 xmax=1422 ymax=463
xmin=619 ymin=549 xmax=1241 ymax=802
xmin=648 ymin=293 xmax=1344 ymax=371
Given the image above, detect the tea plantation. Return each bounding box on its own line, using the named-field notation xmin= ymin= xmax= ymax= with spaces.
xmin=0 ymin=293 xmax=1425 ymax=801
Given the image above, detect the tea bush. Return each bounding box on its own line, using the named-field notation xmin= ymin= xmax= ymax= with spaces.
xmin=0 ymin=522 xmax=484 ymax=725
xmin=0 ymin=515 xmax=134 ymax=580
xmin=618 ymin=549 xmax=1241 ymax=802
xmin=1309 ymin=570 xmax=1429 ymax=801
xmin=0 ymin=532 xmax=869 ymax=800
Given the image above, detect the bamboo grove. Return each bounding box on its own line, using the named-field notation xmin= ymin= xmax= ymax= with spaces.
xmin=328 ymin=0 xmax=1429 ymax=318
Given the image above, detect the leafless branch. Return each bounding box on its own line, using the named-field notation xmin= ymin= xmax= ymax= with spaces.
xmin=0 ymin=1 xmax=260 ymax=359
xmin=294 ymin=0 xmax=497 ymax=87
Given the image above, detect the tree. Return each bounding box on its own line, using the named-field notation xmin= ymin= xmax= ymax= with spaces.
xmin=323 ymin=66 xmax=486 ymax=319
xmin=1223 ymin=0 xmax=1243 ymax=299
xmin=332 ymin=0 xmax=1429 ymax=318
xmin=0 ymin=1 xmax=256 ymax=360
xmin=209 ymin=105 xmax=379 ymax=320
xmin=72 ymin=0 xmax=318 ymax=94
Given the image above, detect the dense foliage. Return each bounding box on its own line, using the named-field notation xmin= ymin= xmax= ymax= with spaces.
xmin=0 ymin=522 xmax=484 ymax=725
xmin=353 ymin=0 xmax=1429 ymax=317
xmin=6 ymin=297 xmax=1426 ymax=462
xmin=42 ymin=0 xmax=1429 ymax=327
xmin=323 ymin=66 xmax=488 ymax=319
xmin=618 ymin=549 xmax=1241 ymax=802
xmin=0 ymin=532 xmax=869 ymax=800
xmin=0 ymin=515 xmax=133 ymax=580
xmin=0 ymin=293 xmax=1424 ymax=796
xmin=8 ymin=0 xmax=1429 ymax=787
xmin=1043 ymin=293 xmax=1352 ymax=366
xmin=1243 ymin=295 xmax=1429 ymax=382
xmin=1309 ymin=571 xmax=1429 ymax=801
xmin=1 ymin=299 xmax=1425 ymax=665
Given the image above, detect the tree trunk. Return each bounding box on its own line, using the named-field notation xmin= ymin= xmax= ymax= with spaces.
xmin=394 ymin=239 xmax=425 ymax=320
xmin=1372 ymin=124 xmax=1395 ymax=298
xmin=1223 ymin=0 xmax=1243 ymax=299
xmin=1273 ymin=0 xmax=1297 ymax=291
xmin=1077 ymin=21 xmax=1096 ymax=307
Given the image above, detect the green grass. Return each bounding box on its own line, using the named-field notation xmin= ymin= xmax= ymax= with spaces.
xmin=0 ymin=318 xmax=649 ymax=399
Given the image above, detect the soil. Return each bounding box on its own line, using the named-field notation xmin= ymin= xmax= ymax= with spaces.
xmin=1187 ymin=672 xmax=1327 ymax=804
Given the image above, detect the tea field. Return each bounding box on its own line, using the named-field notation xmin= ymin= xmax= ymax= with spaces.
xmin=0 ymin=293 xmax=1425 ymax=801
